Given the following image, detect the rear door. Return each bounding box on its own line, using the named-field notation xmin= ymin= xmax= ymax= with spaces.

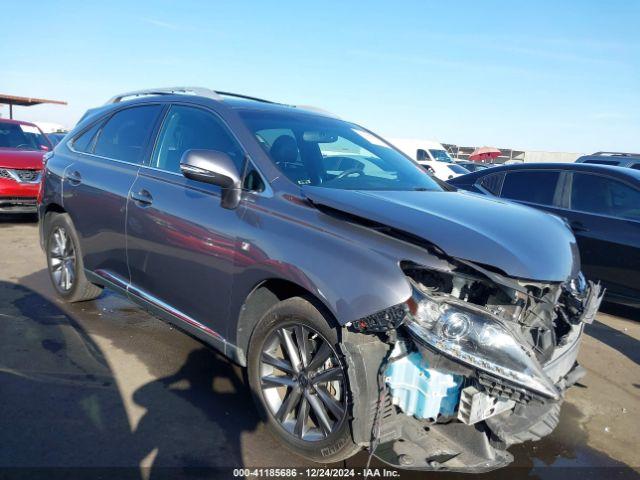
xmin=126 ymin=103 xmax=247 ymax=340
xmin=564 ymin=172 xmax=640 ymax=302
xmin=64 ymin=104 xmax=163 ymax=283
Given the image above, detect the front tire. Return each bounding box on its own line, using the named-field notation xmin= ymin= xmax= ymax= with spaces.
xmin=247 ymin=297 xmax=360 ymax=463
xmin=45 ymin=213 xmax=102 ymax=303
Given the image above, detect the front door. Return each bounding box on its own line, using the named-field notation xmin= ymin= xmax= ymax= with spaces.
xmin=126 ymin=104 xmax=247 ymax=341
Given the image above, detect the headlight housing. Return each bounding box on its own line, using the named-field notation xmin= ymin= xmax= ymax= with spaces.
xmin=405 ymin=286 xmax=560 ymax=400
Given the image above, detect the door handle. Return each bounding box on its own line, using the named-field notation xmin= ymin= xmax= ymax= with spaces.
xmin=130 ymin=189 xmax=153 ymax=206
xmin=570 ymin=221 xmax=589 ymax=233
xmin=66 ymin=170 xmax=82 ymax=185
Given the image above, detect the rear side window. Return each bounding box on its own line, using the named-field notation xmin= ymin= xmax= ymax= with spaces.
xmin=94 ymin=105 xmax=162 ymax=163
xmin=571 ymin=173 xmax=640 ymax=221
xmin=583 ymin=159 xmax=620 ymax=166
xmin=501 ymin=170 xmax=560 ymax=205
xmin=478 ymin=172 xmax=504 ymax=195
xmin=152 ymin=105 xmax=244 ymax=173
xmin=631 ymin=163 xmax=640 ymax=171
xmin=72 ymin=122 xmax=103 ymax=153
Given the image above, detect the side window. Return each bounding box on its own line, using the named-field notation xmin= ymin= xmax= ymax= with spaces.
xmin=478 ymin=172 xmax=504 ymax=195
xmin=93 ymin=105 xmax=162 ymax=163
xmin=631 ymin=163 xmax=640 ymax=171
xmin=571 ymin=173 xmax=640 ymax=221
xmin=152 ymin=105 xmax=244 ymax=174
xmin=501 ymin=170 xmax=560 ymax=205
xmin=72 ymin=121 xmax=103 ymax=153
xmin=583 ymin=159 xmax=619 ymax=166
xmin=243 ymin=165 xmax=265 ymax=192
xmin=416 ymin=149 xmax=429 ymax=161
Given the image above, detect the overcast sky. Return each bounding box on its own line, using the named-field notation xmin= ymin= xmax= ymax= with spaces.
xmin=1 ymin=0 xmax=638 ymax=152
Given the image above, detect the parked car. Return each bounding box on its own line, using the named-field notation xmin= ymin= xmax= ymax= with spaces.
xmin=449 ymin=163 xmax=640 ymax=307
xmin=39 ymin=87 xmax=602 ymax=473
xmin=46 ymin=131 xmax=68 ymax=146
xmin=454 ymin=160 xmax=493 ymax=173
xmin=0 ymin=118 xmax=51 ymax=213
xmin=388 ymin=138 xmax=455 ymax=162
xmin=575 ymin=151 xmax=640 ymax=170
xmin=420 ymin=159 xmax=470 ymax=180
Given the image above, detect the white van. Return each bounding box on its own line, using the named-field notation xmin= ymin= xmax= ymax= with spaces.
xmin=388 ymin=138 xmax=454 ymax=163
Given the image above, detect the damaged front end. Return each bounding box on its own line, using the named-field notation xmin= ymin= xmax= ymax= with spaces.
xmin=344 ymin=260 xmax=603 ymax=473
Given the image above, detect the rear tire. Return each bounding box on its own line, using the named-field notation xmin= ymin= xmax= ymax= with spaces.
xmin=247 ymin=297 xmax=360 ymax=463
xmin=45 ymin=213 xmax=102 ymax=303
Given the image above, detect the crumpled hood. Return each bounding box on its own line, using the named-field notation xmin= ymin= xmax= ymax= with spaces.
xmin=0 ymin=149 xmax=44 ymax=170
xmin=302 ymin=186 xmax=580 ymax=282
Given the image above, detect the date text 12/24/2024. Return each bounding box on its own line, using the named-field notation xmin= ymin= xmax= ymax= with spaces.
xmin=233 ymin=468 xmax=401 ymax=478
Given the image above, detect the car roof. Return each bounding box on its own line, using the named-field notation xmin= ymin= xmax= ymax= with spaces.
xmin=0 ymin=117 xmax=39 ymax=127
xmin=77 ymin=91 xmax=341 ymax=131
xmin=449 ymin=161 xmax=640 ymax=183
xmin=576 ymin=154 xmax=640 ymax=165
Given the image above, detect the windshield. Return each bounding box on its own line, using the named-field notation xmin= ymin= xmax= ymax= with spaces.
xmin=0 ymin=122 xmax=51 ymax=151
xmin=429 ymin=149 xmax=453 ymax=162
xmin=240 ymin=111 xmax=443 ymax=192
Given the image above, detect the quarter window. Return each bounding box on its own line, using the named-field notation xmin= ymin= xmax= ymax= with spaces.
xmin=571 ymin=173 xmax=640 ymax=221
xmin=501 ymin=171 xmax=560 ymax=206
xmin=93 ymin=105 xmax=162 ymax=163
xmin=72 ymin=121 xmax=103 ymax=153
xmin=478 ymin=172 xmax=504 ymax=195
xmin=152 ymin=105 xmax=244 ymax=173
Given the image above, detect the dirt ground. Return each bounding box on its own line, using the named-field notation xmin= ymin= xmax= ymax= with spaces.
xmin=1 ymin=215 xmax=639 ymax=479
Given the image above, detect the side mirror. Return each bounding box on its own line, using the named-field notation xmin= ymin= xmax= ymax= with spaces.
xmin=180 ymin=149 xmax=242 ymax=209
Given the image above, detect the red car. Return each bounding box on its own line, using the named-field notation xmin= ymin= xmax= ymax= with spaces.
xmin=0 ymin=118 xmax=52 ymax=213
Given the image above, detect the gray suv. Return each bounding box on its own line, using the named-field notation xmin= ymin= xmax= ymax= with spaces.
xmin=39 ymin=87 xmax=603 ymax=472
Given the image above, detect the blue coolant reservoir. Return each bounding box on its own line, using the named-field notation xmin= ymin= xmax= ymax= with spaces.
xmin=385 ymin=346 xmax=463 ymax=420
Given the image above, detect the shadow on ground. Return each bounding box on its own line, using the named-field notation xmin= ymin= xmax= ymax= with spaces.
xmin=0 ymin=280 xmax=261 ymax=479
xmin=0 ymin=213 xmax=38 ymax=225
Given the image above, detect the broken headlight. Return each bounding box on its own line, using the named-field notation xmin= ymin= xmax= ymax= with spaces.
xmin=405 ymin=287 xmax=560 ymax=400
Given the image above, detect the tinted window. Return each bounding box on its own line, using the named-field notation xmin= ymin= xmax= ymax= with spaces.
xmin=94 ymin=105 xmax=162 ymax=163
xmin=631 ymin=163 xmax=640 ymax=171
xmin=501 ymin=171 xmax=560 ymax=205
xmin=571 ymin=173 xmax=640 ymax=221
xmin=72 ymin=122 xmax=103 ymax=153
xmin=448 ymin=164 xmax=469 ymax=174
xmin=583 ymin=159 xmax=619 ymax=166
xmin=152 ymin=105 xmax=244 ymax=173
xmin=479 ymin=172 xmax=504 ymax=195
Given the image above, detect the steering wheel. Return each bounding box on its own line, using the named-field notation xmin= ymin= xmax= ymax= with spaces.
xmin=15 ymin=144 xmax=31 ymax=150
xmin=335 ymin=168 xmax=364 ymax=179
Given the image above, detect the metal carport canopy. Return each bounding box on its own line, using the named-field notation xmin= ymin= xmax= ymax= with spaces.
xmin=0 ymin=93 xmax=67 ymax=119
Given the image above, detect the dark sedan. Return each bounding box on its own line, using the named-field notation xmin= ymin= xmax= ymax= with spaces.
xmin=448 ymin=163 xmax=640 ymax=307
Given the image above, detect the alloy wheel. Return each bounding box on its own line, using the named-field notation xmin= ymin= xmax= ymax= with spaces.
xmin=49 ymin=226 xmax=76 ymax=292
xmin=260 ymin=324 xmax=347 ymax=442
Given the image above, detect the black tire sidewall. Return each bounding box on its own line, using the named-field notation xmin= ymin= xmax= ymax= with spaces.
xmin=247 ymin=297 xmax=358 ymax=463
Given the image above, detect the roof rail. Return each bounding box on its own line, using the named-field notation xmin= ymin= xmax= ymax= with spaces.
xmin=592 ymin=151 xmax=640 ymax=157
xmin=216 ymin=91 xmax=278 ymax=104
xmin=106 ymin=86 xmax=223 ymax=104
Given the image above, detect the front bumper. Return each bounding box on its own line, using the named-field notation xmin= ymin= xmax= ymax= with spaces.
xmin=0 ymin=177 xmax=40 ymax=213
xmin=0 ymin=197 xmax=38 ymax=213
